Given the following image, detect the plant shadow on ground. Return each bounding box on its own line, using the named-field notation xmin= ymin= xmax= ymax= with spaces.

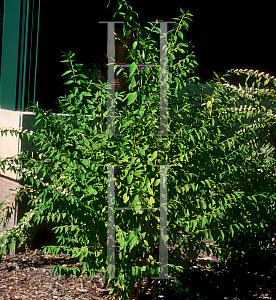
xmin=134 ymin=220 xmax=276 ymax=300
xmin=20 ymin=217 xmax=276 ymax=299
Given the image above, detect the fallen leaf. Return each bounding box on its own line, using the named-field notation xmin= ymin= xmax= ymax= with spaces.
xmin=76 ymin=287 xmax=88 ymax=292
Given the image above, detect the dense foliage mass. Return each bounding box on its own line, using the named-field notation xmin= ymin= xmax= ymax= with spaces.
xmin=1 ymin=1 xmax=276 ymax=299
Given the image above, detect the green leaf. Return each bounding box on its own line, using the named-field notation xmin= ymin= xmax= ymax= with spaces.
xmin=133 ymin=170 xmax=143 ymax=177
xmin=149 ymin=267 xmax=155 ymax=275
xmin=61 ymin=70 xmax=72 ymax=76
xmin=227 ymin=140 xmax=231 ymax=151
xmin=229 ymin=226 xmax=234 ymax=237
xmin=148 ymin=196 xmax=155 ymax=207
xmin=129 ymin=76 xmax=137 ymax=90
xmin=86 ymin=186 xmax=97 ymax=195
xmin=208 ymin=230 xmax=213 ymax=240
xmin=127 ymin=92 xmax=137 ymax=105
xmin=122 ymin=119 xmax=133 ymax=128
xmin=220 ymin=229 xmax=225 ymax=240
xmin=81 ymin=91 xmax=92 ymax=97
xmin=128 ymin=231 xmax=138 ymax=251
xmin=264 ymin=79 xmax=269 ymax=86
xmin=7 ymin=238 xmax=14 ymax=251
xmin=132 ymin=266 xmax=139 ymax=276
xmin=143 ymin=144 xmax=149 ymax=151
xmin=139 ymin=106 xmax=145 ymax=118
xmin=183 ymin=235 xmax=188 ymax=244
xmin=132 ymin=194 xmax=140 ymax=206
xmin=129 ymin=63 xmax=138 ymax=78
xmin=130 ymin=157 xmax=137 ymax=165
xmin=190 ymin=219 xmax=197 ymax=232
xmin=127 ymin=173 xmax=134 ymax=184
xmin=168 ymin=52 xmax=175 ymax=61
xmin=178 ymin=31 xmax=183 ymax=41
xmin=201 ymin=200 xmax=207 ymax=210
xmin=35 ymin=178 xmax=40 ymax=189
xmin=78 ymin=253 xmax=84 ymax=262
xmin=146 ymin=180 xmax=154 ymax=195
xmin=139 ymin=147 xmax=145 ymax=156
xmin=201 ymin=217 xmax=207 ymax=228
xmin=150 ymin=151 xmax=158 ymax=162
xmin=154 ymin=179 xmax=160 ymax=186
xmin=64 ymin=80 xmax=74 ymax=85
xmin=81 ymin=159 xmax=90 ymax=166
xmin=123 ymin=193 xmax=129 ymax=203
xmin=205 ymin=180 xmax=211 ymax=189
xmin=133 ymin=41 xmax=138 ymax=49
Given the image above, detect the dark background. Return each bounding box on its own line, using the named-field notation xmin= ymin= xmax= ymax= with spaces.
xmin=35 ymin=1 xmax=276 ymax=112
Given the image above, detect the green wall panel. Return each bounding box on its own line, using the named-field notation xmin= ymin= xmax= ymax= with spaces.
xmin=0 ymin=0 xmax=21 ymax=110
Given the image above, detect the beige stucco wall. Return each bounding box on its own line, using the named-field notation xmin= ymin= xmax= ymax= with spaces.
xmin=0 ymin=109 xmax=38 ymax=254
xmin=0 ymin=109 xmax=39 ymax=180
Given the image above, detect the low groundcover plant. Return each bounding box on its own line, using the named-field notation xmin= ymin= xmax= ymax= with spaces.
xmin=1 ymin=1 xmax=276 ymax=299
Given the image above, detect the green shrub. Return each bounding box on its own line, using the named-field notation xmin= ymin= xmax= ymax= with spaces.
xmin=1 ymin=1 xmax=276 ymax=299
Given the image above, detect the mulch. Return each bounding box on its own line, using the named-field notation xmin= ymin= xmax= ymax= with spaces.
xmin=0 ymin=231 xmax=276 ymax=299
xmin=0 ymin=248 xmax=115 ymax=300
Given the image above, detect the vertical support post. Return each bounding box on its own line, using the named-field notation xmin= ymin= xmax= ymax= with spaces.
xmin=152 ymin=165 xmax=169 ymax=279
xmin=160 ymin=22 xmax=169 ymax=136
xmin=151 ymin=21 xmax=175 ymax=138
xmin=98 ymin=22 xmax=124 ymax=137
xmin=159 ymin=165 xmax=169 ymax=278
xmin=97 ymin=164 xmax=124 ymax=280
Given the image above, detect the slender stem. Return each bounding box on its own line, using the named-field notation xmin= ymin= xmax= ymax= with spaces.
xmin=173 ymin=13 xmax=186 ymax=39
xmin=69 ymin=58 xmax=77 ymax=84
xmin=128 ymin=258 xmax=133 ymax=300
xmin=69 ymin=58 xmax=79 ymax=95
xmin=135 ymin=250 xmax=146 ymax=300
xmin=133 ymin=129 xmax=136 ymax=150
